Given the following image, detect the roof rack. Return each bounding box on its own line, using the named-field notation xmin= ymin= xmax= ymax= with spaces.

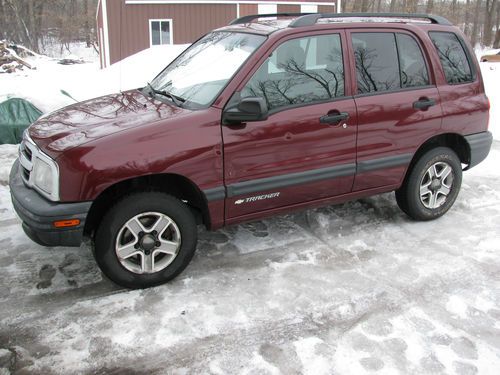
xmin=289 ymin=12 xmax=452 ymax=27
xmin=228 ymin=12 xmax=452 ymax=27
xmin=229 ymin=13 xmax=312 ymax=25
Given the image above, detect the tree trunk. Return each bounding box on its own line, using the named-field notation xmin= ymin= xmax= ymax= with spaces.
xmin=6 ymin=0 xmax=35 ymax=50
xmin=377 ymin=0 xmax=382 ymax=12
xmin=471 ymin=0 xmax=483 ymax=47
xmin=84 ymin=0 xmax=90 ymax=47
xmin=494 ymin=4 xmax=500 ymax=47
xmin=451 ymin=0 xmax=458 ymax=23
xmin=464 ymin=0 xmax=472 ymax=37
xmin=361 ymin=0 xmax=370 ymax=12
xmin=0 ymin=0 xmax=5 ymax=40
xmin=390 ymin=0 xmax=398 ymax=12
xmin=426 ymin=0 xmax=434 ymax=13
xmin=483 ymin=0 xmax=498 ymax=46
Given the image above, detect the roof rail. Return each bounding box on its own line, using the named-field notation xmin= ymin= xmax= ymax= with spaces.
xmin=229 ymin=13 xmax=312 ymax=25
xmin=289 ymin=12 xmax=453 ymax=27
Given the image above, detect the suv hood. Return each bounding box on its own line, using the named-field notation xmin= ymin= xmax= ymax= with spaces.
xmin=29 ymin=90 xmax=190 ymax=156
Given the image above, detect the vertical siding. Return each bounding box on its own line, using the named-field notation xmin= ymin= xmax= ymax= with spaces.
xmin=318 ymin=4 xmax=336 ymax=13
xmin=96 ymin=1 xmax=104 ymax=68
xmin=106 ymin=0 xmax=123 ymax=66
xmin=239 ymin=4 xmax=258 ymax=17
xmin=277 ymin=4 xmax=301 ymax=13
xmin=103 ymin=0 xmax=339 ymax=65
xmin=112 ymin=2 xmax=237 ymax=65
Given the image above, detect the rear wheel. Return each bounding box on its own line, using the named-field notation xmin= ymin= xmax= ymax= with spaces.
xmin=94 ymin=192 xmax=197 ymax=289
xmin=396 ymin=147 xmax=462 ymax=221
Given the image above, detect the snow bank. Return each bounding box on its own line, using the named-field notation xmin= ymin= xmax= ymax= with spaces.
xmin=480 ymin=63 xmax=500 ymax=139
xmin=0 ymin=44 xmax=188 ymax=113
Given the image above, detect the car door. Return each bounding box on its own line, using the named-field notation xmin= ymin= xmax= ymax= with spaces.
xmin=221 ymin=30 xmax=358 ymax=219
xmin=347 ymin=30 xmax=443 ymax=191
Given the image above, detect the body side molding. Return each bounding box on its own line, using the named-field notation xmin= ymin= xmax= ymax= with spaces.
xmin=357 ymin=153 xmax=413 ymax=173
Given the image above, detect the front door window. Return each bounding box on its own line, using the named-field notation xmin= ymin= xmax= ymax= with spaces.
xmin=241 ymin=34 xmax=345 ymax=112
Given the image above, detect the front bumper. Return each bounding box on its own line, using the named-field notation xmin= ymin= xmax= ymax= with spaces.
xmin=464 ymin=131 xmax=493 ymax=170
xmin=9 ymin=159 xmax=92 ymax=247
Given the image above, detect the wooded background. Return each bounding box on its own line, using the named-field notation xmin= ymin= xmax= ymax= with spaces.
xmin=345 ymin=0 xmax=500 ymax=47
xmin=0 ymin=0 xmax=498 ymax=56
xmin=0 ymin=0 xmax=98 ymax=54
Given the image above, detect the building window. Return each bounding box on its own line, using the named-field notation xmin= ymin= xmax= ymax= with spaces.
xmin=301 ymin=4 xmax=318 ymax=13
xmin=258 ymin=3 xmax=277 ymax=15
xmin=149 ymin=19 xmax=173 ymax=46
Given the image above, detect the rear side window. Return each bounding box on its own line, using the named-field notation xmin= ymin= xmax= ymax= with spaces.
xmin=352 ymin=33 xmax=400 ymax=93
xmin=241 ymin=34 xmax=345 ymax=111
xmin=352 ymin=32 xmax=430 ymax=94
xmin=429 ymin=32 xmax=473 ymax=84
xmin=396 ymin=34 xmax=429 ymax=88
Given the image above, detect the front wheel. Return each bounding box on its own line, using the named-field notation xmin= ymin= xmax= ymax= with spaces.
xmin=396 ymin=147 xmax=462 ymax=221
xmin=94 ymin=192 xmax=197 ymax=289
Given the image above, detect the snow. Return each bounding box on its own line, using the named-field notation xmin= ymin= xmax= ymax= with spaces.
xmin=0 ymin=44 xmax=188 ymax=113
xmin=0 ymin=44 xmax=499 ymax=373
xmin=0 ymin=141 xmax=499 ymax=373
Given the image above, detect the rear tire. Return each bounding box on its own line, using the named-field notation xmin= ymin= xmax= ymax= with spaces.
xmin=94 ymin=192 xmax=197 ymax=289
xmin=396 ymin=147 xmax=462 ymax=221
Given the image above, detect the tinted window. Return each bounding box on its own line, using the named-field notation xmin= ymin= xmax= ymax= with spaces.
xmin=242 ymin=34 xmax=344 ymax=111
xmin=429 ymin=32 xmax=473 ymax=84
xmin=396 ymin=34 xmax=429 ymax=88
xmin=352 ymin=33 xmax=400 ymax=94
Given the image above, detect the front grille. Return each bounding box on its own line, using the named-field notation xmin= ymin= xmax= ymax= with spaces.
xmin=19 ymin=139 xmax=37 ymax=185
xmin=22 ymin=144 xmax=32 ymax=161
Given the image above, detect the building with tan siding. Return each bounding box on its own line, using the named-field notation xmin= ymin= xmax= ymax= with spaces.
xmin=96 ymin=0 xmax=340 ymax=68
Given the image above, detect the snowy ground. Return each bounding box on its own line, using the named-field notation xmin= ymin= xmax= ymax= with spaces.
xmin=0 ymin=46 xmax=499 ymax=373
xmin=0 ymin=141 xmax=499 ymax=374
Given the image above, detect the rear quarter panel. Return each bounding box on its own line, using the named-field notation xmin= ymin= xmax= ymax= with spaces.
xmin=423 ymin=25 xmax=490 ymax=135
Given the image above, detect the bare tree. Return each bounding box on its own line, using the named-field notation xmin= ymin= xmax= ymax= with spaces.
xmin=471 ymin=0 xmax=483 ymax=46
xmin=484 ymin=0 xmax=498 ymax=46
xmin=494 ymin=3 xmax=500 ymax=47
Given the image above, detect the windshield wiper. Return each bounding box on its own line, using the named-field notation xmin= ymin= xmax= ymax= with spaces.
xmin=146 ymin=82 xmax=185 ymax=107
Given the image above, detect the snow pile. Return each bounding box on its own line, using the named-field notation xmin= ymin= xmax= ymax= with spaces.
xmin=0 ymin=44 xmax=188 ymax=113
xmin=481 ymin=62 xmax=500 ymax=139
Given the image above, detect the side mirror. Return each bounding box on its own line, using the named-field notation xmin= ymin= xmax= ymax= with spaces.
xmin=223 ymin=97 xmax=268 ymax=124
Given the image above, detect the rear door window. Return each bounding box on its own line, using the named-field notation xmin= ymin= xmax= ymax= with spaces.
xmin=396 ymin=33 xmax=429 ymax=88
xmin=429 ymin=31 xmax=473 ymax=84
xmin=351 ymin=33 xmax=400 ymax=94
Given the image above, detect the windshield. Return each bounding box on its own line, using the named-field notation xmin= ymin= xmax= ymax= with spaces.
xmin=150 ymin=32 xmax=266 ymax=109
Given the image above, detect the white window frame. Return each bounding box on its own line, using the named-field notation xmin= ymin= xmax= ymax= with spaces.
xmin=149 ymin=18 xmax=173 ymax=47
xmin=301 ymin=4 xmax=318 ymax=13
xmin=258 ymin=3 xmax=277 ymax=15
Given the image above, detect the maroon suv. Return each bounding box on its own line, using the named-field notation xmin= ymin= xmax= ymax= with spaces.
xmin=10 ymin=13 xmax=493 ymax=288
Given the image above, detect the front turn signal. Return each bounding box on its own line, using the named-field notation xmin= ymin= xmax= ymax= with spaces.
xmin=53 ymin=219 xmax=81 ymax=228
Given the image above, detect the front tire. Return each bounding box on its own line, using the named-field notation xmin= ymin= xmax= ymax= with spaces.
xmin=94 ymin=192 xmax=197 ymax=289
xmin=396 ymin=147 xmax=462 ymax=221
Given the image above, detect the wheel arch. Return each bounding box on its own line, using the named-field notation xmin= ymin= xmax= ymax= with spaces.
xmin=83 ymin=173 xmax=211 ymax=238
xmin=402 ymin=132 xmax=470 ymax=186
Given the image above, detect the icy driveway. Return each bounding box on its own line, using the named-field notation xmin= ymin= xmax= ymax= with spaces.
xmin=0 ymin=143 xmax=499 ymax=374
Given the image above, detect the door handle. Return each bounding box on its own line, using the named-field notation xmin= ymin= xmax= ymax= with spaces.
xmin=413 ymin=98 xmax=435 ymax=110
xmin=319 ymin=112 xmax=349 ymax=125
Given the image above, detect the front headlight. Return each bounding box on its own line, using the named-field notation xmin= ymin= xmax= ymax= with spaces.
xmin=20 ymin=133 xmax=60 ymax=201
xmin=33 ymin=158 xmax=53 ymax=194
